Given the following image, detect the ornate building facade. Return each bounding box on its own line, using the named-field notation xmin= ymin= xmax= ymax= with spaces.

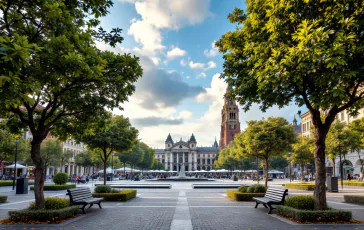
xmin=154 ymin=134 xmax=219 ymax=171
xmin=219 ymin=86 xmax=241 ymax=149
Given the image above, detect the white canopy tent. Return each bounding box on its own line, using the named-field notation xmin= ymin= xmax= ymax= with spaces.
xmin=5 ymin=164 xmax=27 ymax=169
xmin=98 ymin=168 xmax=113 ymax=174
xmin=268 ymin=170 xmax=284 ymax=174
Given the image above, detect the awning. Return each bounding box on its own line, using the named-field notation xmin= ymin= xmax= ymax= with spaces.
xmin=5 ymin=164 xmax=28 ymax=169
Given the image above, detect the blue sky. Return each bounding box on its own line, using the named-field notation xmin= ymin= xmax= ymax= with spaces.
xmin=98 ymin=0 xmax=303 ymax=148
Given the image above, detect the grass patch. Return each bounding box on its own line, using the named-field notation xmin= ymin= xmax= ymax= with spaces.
xmin=226 ymin=190 xmax=265 ymax=201
xmin=277 ymin=205 xmax=352 ymax=223
xmin=344 ymin=195 xmax=364 ymax=205
xmin=0 ymin=180 xmax=34 ymax=187
xmin=92 ymin=190 xmax=137 ymax=201
xmin=284 ymin=183 xmax=315 ymax=191
xmin=30 ymin=184 xmax=76 ymax=191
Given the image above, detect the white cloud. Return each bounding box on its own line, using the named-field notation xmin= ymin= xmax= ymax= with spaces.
xmin=151 ymin=57 xmax=161 ymax=65
xmin=163 ymin=60 xmax=168 ymax=66
xmin=189 ymin=61 xmax=205 ymax=69
xmin=180 ymin=59 xmax=187 ymax=67
xmin=167 ymin=47 xmax=187 ymax=59
xmin=203 ymin=41 xmax=218 ymax=58
xmin=205 ymin=60 xmax=216 ymax=70
xmin=186 ymin=76 xmax=191 ymax=79
xmin=128 ymin=0 xmax=212 ymax=57
xmin=179 ymin=110 xmax=193 ymax=119
xmin=120 ymin=0 xmax=135 ymax=3
xmin=197 ymin=72 xmax=207 ymax=79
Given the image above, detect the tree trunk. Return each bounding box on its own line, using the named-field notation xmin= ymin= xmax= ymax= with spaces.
xmin=30 ymin=140 xmax=45 ymax=209
xmin=264 ymin=157 xmax=269 ymax=187
xmin=313 ymin=126 xmax=329 ymax=210
xmin=332 ymin=159 xmax=336 ymax=176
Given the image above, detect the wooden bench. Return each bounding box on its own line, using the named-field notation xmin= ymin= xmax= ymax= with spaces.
xmin=253 ymin=186 xmax=288 ymax=214
xmin=66 ymin=187 xmax=104 ymax=214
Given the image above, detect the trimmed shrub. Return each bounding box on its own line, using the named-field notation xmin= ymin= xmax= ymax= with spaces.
xmin=0 ymin=195 xmax=7 ymax=203
xmin=285 ymin=196 xmax=315 ymax=210
xmin=111 ymin=189 xmax=121 ymax=193
xmin=94 ymin=185 xmax=112 ymax=193
xmin=30 ymin=184 xmax=76 ymax=191
xmin=284 ymin=183 xmax=315 ymax=191
xmin=247 ymin=184 xmax=267 ymax=193
xmin=341 ymin=181 xmax=364 ymax=186
xmin=92 ymin=190 xmax=137 ymax=201
xmin=0 ymin=180 xmax=34 ymax=186
xmin=344 ymin=195 xmax=364 ymax=205
xmin=237 ymin=185 xmax=248 ymax=193
xmin=28 ymin=197 xmax=69 ymax=210
xmin=53 ymin=172 xmax=69 ymax=185
xmin=9 ymin=206 xmax=79 ymax=223
xmin=277 ymin=205 xmax=352 ymax=222
xmin=226 ymin=190 xmax=265 ymax=201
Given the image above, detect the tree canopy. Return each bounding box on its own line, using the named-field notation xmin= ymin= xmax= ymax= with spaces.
xmin=217 ymin=0 xmax=364 ymax=210
xmin=79 ymin=115 xmax=138 ymax=185
xmin=0 ymin=0 xmax=142 ymax=209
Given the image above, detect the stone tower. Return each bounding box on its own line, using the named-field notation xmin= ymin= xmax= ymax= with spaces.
xmin=219 ymin=86 xmax=240 ymax=149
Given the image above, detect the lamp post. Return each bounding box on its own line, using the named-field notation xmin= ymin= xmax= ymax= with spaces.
xmin=111 ymin=152 xmax=114 ymax=181
xmin=12 ymin=139 xmax=19 ymax=190
xmin=288 ymin=152 xmax=292 ymax=183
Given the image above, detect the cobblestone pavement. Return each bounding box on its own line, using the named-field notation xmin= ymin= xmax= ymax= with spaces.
xmin=0 ymin=181 xmax=363 ymax=229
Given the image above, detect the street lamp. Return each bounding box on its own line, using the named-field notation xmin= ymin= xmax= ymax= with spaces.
xmin=12 ymin=139 xmax=19 ymax=190
xmin=288 ymin=152 xmax=292 ymax=183
xmin=111 ymin=152 xmax=114 ymax=181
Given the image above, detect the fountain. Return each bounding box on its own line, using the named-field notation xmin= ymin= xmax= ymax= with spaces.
xmin=154 ymin=163 xmax=211 ymax=181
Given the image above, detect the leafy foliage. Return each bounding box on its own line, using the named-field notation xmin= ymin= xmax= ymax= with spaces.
xmin=94 ymin=185 xmax=112 ymax=193
xmin=217 ymin=0 xmax=364 ymax=210
xmin=0 ymin=128 xmax=30 ymax=163
xmin=344 ymin=195 xmax=364 ymax=205
xmin=284 ymin=183 xmax=315 ymax=191
xmin=52 ymin=173 xmax=69 ymax=185
xmin=237 ymin=186 xmax=249 ymax=193
xmin=226 ymin=190 xmax=265 ymax=201
xmin=9 ymin=206 xmax=79 ymax=223
xmin=28 ymin=198 xmax=69 ymax=210
xmin=247 ymin=184 xmax=267 ymax=193
xmin=92 ymin=190 xmax=136 ymax=201
xmin=285 ymin=196 xmax=315 ymax=210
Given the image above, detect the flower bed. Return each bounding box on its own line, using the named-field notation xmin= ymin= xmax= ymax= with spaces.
xmin=0 ymin=180 xmax=34 ymax=187
xmin=226 ymin=190 xmax=265 ymax=201
xmin=344 ymin=195 xmax=364 ymax=205
xmin=92 ymin=190 xmax=137 ymax=201
xmin=30 ymin=184 xmax=76 ymax=191
xmin=284 ymin=183 xmax=315 ymax=191
xmin=0 ymin=196 xmax=7 ymax=203
xmin=277 ymin=205 xmax=352 ymax=223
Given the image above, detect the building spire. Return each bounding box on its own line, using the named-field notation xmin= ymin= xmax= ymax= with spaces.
xmin=293 ymin=115 xmax=297 ymax=126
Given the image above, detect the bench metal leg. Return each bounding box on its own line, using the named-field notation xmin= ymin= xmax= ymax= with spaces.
xmin=81 ymin=204 xmax=87 ymax=214
xmin=268 ymin=204 xmax=274 ymax=214
xmin=254 ymin=202 xmax=259 ymax=208
xmin=97 ymin=202 xmax=102 ymax=209
xmin=88 ymin=203 xmax=94 ymax=209
xmin=263 ymin=203 xmax=268 ymax=208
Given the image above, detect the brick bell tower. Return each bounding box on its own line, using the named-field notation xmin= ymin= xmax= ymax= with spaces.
xmin=219 ymin=85 xmax=240 ymax=149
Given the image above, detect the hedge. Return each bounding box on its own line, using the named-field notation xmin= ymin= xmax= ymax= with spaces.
xmin=277 ymin=206 xmax=352 ymax=223
xmin=284 ymin=183 xmax=315 ymax=191
xmin=344 ymin=195 xmax=364 ymax=205
xmin=226 ymin=190 xmax=265 ymax=201
xmin=0 ymin=195 xmax=7 ymax=203
xmin=340 ymin=181 xmax=364 ymax=186
xmin=30 ymin=184 xmax=76 ymax=191
xmin=8 ymin=206 xmax=80 ymax=223
xmin=0 ymin=180 xmax=34 ymax=187
xmin=92 ymin=190 xmax=137 ymax=201
xmin=285 ymin=196 xmax=315 ymax=210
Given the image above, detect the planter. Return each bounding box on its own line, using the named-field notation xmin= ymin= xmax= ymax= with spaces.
xmin=226 ymin=190 xmax=265 ymax=201
xmin=233 ymin=177 xmax=238 ymax=181
xmin=92 ymin=190 xmax=137 ymax=201
xmin=134 ymin=177 xmax=140 ymax=181
xmin=30 ymin=184 xmax=76 ymax=191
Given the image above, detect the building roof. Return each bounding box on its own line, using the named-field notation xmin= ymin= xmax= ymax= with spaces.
xmin=197 ymin=147 xmax=219 ymax=152
xmin=165 ymin=133 xmax=173 ymax=143
xmin=189 ymin=133 xmax=196 ymax=143
xmin=154 ymin=149 xmax=164 ymax=153
xmin=213 ymin=137 xmax=218 ymax=148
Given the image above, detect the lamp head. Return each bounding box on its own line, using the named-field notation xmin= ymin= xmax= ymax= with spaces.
xmin=15 ymin=139 xmax=19 ymax=144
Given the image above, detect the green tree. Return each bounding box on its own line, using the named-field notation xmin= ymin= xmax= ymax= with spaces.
xmin=79 ymin=115 xmax=138 ymax=185
xmin=236 ymin=118 xmax=296 ymax=187
xmin=151 ymin=158 xmax=164 ymax=170
xmin=59 ymin=150 xmax=73 ymax=173
xmin=0 ymin=1 xmax=142 ymax=208
xmin=326 ymin=121 xmax=352 ymax=187
xmin=0 ymin=129 xmax=30 ymax=163
xmin=128 ymin=143 xmax=144 ymax=171
xmin=269 ymin=157 xmax=289 ymax=172
xmin=75 ymin=151 xmax=93 ymax=174
xmin=216 ymin=0 xmax=364 ymax=209
xmin=288 ymin=136 xmax=314 ymax=176
xmin=40 ymin=140 xmax=62 ymax=172
xmin=137 ymin=143 xmax=154 ymax=171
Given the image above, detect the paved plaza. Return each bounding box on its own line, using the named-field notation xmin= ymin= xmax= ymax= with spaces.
xmin=0 ymin=179 xmax=363 ymax=229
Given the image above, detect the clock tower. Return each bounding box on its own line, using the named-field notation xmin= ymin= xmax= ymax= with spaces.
xmin=219 ymin=85 xmax=240 ymax=149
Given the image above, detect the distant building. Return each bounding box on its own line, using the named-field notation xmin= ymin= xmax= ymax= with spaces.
xmin=154 ymin=134 xmax=219 ymax=171
xmin=292 ymin=115 xmax=301 ymax=135
xmin=219 ymin=85 xmax=241 ymax=149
